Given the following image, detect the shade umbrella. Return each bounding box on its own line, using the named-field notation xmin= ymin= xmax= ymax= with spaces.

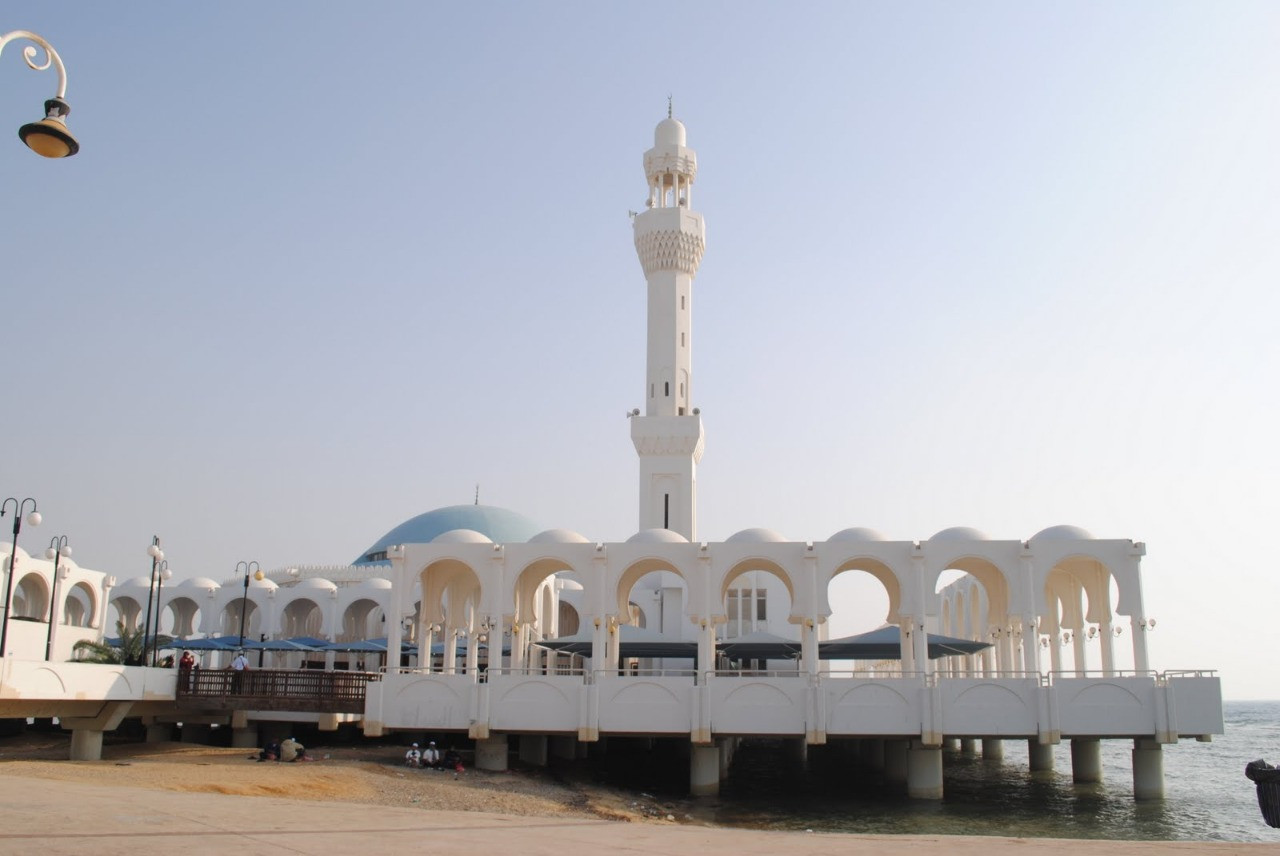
xmin=717 ymin=630 xmax=802 ymax=660
xmin=243 ymin=639 xmax=319 ymax=652
xmin=535 ymin=625 xmax=697 ymax=659
xmin=819 ymin=626 xmax=991 ymax=660
xmin=285 ymin=636 xmax=330 ymax=648
xmin=172 ymin=637 xmax=236 ymax=651
xmin=322 ymin=639 xmax=388 ymax=653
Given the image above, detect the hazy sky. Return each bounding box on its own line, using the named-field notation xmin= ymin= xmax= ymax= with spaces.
xmin=3 ymin=3 xmax=1276 ymax=698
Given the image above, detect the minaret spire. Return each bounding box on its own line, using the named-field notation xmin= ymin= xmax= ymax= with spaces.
xmin=630 ymin=111 xmax=706 ymax=540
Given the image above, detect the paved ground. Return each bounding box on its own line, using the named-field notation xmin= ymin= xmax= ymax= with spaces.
xmin=0 ymin=773 xmax=1272 ymax=856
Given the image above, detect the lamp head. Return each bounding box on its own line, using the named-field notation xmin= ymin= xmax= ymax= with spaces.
xmin=253 ymin=570 xmax=264 ymax=581
xmin=147 ymin=544 xmax=163 ymax=559
xmin=160 ymin=567 xmax=173 ymax=581
xmin=19 ymin=97 xmax=79 ymax=159
xmin=26 ymin=511 xmax=42 ymax=528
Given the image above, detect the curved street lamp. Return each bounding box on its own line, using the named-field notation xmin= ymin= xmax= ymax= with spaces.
xmin=151 ymin=560 xmax=172 ymax=667
xmin=0 ymin=497 xmax=41 ymax=657
xmin=43 ymin=535 xmax=70 ymax=660
xmin=235 ymin=561 xmax=262 ymax=648
xmin=141 ymin=537 xmax=163 ymax=662
xmin=0 ymin=30 xmax=79 ymax=157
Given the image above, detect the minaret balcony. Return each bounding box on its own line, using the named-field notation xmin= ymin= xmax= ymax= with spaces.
xmin=634 ymin=208 xmax=705 ymax=277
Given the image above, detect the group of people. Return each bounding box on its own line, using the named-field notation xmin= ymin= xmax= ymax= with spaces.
xmin=404 ymin=741 xmax=462 ymax=772
xmin=256 ymin=736 xmax=307 ymax=762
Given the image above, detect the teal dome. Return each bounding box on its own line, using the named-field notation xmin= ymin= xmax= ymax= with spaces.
xmin=353 ymin=505 xmax=542 ymax=564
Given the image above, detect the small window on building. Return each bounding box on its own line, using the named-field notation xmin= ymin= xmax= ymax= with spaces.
xmin=664 ymin=382 xmax=669 ymax=397
xmin=681 ymin=295 xmax=685 ymax=310
xmin=756 ymin=590 xmax=767 ymax=621
xmin=681 ymin=332 xmax=685 ymax=347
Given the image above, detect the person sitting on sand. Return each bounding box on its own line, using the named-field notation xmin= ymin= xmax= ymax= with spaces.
xmin=422 ymin=741 xmax=441 ymax=769
xmin=257 ymin=740 xmax=280 ymax=762
xmin=404 ymin=743 xmax=421 ymax=767
xmin=280 ymin=736 xmax=306 ymax=762
xmin=443 ymin=746 xmax=463 ymax=773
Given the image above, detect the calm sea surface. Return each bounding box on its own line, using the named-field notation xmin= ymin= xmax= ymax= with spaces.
xmin=598 ymin=700 xmax=1280 ymax=842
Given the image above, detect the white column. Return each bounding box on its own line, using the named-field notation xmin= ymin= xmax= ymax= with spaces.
xmin=906 ymin=740 xmax=943 ymax=799
xmin=1100 ymin=619 xmax=1115 ymax=676
xmin=1071 ymin=738 xmax=1103 ymax=783
xmin=1132 ymin=738 xmax=1164 ymax=800
xmin=690 ymin=744 xmax=720 ymax=796
xmin=1131 ymin=616 xmax=1151 ymax=673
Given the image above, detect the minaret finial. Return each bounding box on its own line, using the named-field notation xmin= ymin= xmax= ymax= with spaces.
xmin=667 ymin=95 xmax=673 ymax=119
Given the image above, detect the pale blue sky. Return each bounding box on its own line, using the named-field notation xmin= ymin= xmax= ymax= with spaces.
xmin=3 ymin=3 xmax=1277 ymax=698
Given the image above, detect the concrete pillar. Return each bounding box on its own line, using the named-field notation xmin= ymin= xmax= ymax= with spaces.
xmin=549 ymin=736 xmax=577 ymax=763
xmin=959 ymin=738 xmax=977 ymax=755
xmin=884 ymin=739 xmax=909 ymax=787
xmin=180 ymin=724 xmax=212 ymax=745
xmin=1029 ymin=740 xmax=1055 ymax=772
xmin=519 ymin=734 xmax=548 ymax=767
xmin=576 ymin=739 xmax=589 ymax=759
xmin=942 ymin=737 xmax=959 ymax=752
xmin=981 ymin=738 xmax=1004 ymax=760
xmin=717 ymin=738 xmax=733 ymax=778
xmin=1071 ymin=737 xmax=1103 ymax=783
xmin=231 ymin=727 xmax=259 ymax=748
xmin=69 ymin=729 xmax=104 ymax=761
xmin=475 ymin=735 xmax=509 ymax=771
xmin=906 ymin=741 xmax=943 ymax=799
xmin=690 ymin=744 xmax=720 ymax=797
xmin=865 ymin=738 xmax=885 ymax=771
xmin=145 ymin=723 xmax=172 ymax=743
xmin=792 ymin=737 xmax=808 ymax=770
xmin=1132 ymin=739 xmax=1164 ymax=800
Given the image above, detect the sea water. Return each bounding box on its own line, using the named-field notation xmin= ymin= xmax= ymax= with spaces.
xmin=601 ymin=700 xmax=1280 ymax=842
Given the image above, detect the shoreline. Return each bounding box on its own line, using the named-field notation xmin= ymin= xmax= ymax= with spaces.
xmin=0 ymin=736 xmax=1273 ymax=853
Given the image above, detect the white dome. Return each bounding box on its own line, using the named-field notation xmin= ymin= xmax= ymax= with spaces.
xmin=249 ymin=576 xmax=278 ymax=590
xmin=1030 ymin=524 xmax=1094 ymax=543
xmin=431 ymin=529 xmax=493 ymax=544
xmin=655 ymin=117 xmax=686 ymax=147
xmin=120 ymin=575 xmax=154 ymax=589
xmin=626 ymin=528 xmax=689 ymax=544
xmin=176 ymin=577 xmax=220 ymax=590
xmin=726 ymin=528 xmax=788 ymax=544
xmin=293 ymin=577 xmax=337 ymax=593
xmin=529 ymin=528 xmax=590 ymax=544
xmin=929 ymin=527 xmax=989 ymax=543
xmin=555 ymin=578 xmax=584 ymax=591
xmin=354 ymin=577 xmax=393 ymax=591
xmin=827 ymin=527 xmax=887 ymax=543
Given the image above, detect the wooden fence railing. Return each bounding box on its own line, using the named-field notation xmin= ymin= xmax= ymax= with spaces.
xmin=175 ymin=668 xmax=377 ymax=713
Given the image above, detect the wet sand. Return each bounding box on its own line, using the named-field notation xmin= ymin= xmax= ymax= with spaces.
xmin=0 ymin=736 xmax=1272 ymax=855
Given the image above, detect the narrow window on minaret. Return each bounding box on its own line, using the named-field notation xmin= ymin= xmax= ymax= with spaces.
xmin=663 ymin=494 xmax=669 ymax=529
xmin=664 ymin=382 xmax=669 ymax=397
xmin=681 ymin=332 xmax=685 ymax=347
xmin=681 ymin=295 xmax=685 ymax=310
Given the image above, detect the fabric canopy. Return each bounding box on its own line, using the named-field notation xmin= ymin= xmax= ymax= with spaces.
xmin=819 ymin=626 xmax=991 ymax=660
xmin=717 ymin=630 xmax=802 ymax=659
xmin=172 ymin=637 xmax=236 ymax=651
xmin=243 ymin=639 xmax=320 ymax=652
xmin=535 ymin=625 xmax=698 ymax=659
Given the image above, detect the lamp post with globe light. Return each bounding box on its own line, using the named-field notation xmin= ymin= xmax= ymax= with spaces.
xmin=141 ymin=538 xmax=163 ymax=661
xmin=0 ymin=498 xmax=41 ymax=656
xmin=235 ymin=561 xmax=262 ymax=648
xmin=44 ymin=535 xmax=70 ymax=660
xmin=0 ymin=30 xmax=80 ymax=157
xmin=150 ymin=560 xmax=172 ymax=666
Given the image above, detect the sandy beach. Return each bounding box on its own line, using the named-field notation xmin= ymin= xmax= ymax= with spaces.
xmin=0 ymin=735 xmax=1273 ymax=855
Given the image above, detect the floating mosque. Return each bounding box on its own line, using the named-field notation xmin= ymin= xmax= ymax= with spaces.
xmin=5 ymin=111 xmax=1221 ymax=799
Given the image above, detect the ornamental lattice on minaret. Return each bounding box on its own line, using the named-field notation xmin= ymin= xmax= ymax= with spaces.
xmin=631 ymin=108 xmax=706 ymax=540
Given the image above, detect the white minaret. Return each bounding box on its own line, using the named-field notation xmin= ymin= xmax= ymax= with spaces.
xmin=631 ymin=108 xmax=706 ymax=540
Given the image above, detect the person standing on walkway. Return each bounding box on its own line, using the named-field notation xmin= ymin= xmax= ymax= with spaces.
xmin=230 ymin=650 xmax=250 ymax=693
